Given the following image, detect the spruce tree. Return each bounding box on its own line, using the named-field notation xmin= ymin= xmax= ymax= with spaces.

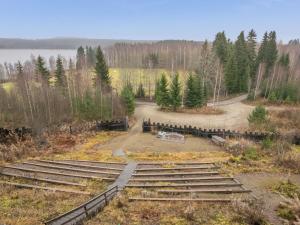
xmin=76 ymin=46 xmax=85 ymax=70
xmin=213 ymin=31 xmax=228 ymax=64
xmin=169 ymin=73 xmax=182 ymax=111
xmin=247 ymin=29 xmax=258 ymax=85
xmin=55 ymin=56 xmax=66 ymax=87
xmin=121 ymin=84 xmax=135 ymax=116
xmin=95 ymin=46 xmax=110 ymax=86
xmin=224 ymin=50 xmax=238 ymax=94
xmin=35 ymin=55 xmax=50 ymax=84
xmin=157 ymin=73 xmax=169 ymax=108
xmin=184 ymin=74 xmax=199 ymax=108
xmin=16 ymin=61 xmax=23 ymax=76
xmin=235 ymin=31 xmax=250 ymax=92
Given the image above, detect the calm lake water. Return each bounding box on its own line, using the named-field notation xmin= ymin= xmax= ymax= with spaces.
xmin=0 ymin=49 xmax=76 ymax=64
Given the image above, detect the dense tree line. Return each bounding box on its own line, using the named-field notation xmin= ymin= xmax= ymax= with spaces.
xmin=0 ymin=46 xmax=126 ymax=131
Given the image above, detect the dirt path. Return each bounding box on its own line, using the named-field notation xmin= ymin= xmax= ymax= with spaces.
xmin=95 ymin=98 xmax=255 ymax=153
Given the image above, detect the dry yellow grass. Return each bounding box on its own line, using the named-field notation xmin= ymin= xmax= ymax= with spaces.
xmin=127 ymin=151 xmax=231 ymax=163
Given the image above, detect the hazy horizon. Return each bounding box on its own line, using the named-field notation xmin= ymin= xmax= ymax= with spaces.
xmin=0 ymin=0 xmax=299 ymax=43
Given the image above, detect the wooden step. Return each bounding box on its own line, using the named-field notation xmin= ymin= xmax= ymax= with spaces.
xmin=36 ymin=160 xmax=123 ymax=171
xmin=129 ymin=197 xmax=231 ymax=202
xmin=157 ymin=189 xmax=251 ymax=194
xmin=135 ymin=166 xmax=219 ymax=171
xmin=126 ymin=182 xmax=242 ymax=188
xmin=1 ymin=166 xmax=115 ymax=180
xmin=133 ymin=171 xmax=219 ymax=177
xmin=0 ymin=181 xmax=90 ymax=195
xmin=0 ymin=172 xmax=86 ymax=187
xmin=62 ymin=159 xmax=126 ymax=165
xmin=129 ymin=176 xmax=234 ymax=182
xmin=22 ymin=162 xmax=120 ymax=175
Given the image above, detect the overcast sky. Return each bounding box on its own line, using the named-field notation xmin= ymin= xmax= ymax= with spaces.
xmin=0 ymin=0 xmax=299 ymax=42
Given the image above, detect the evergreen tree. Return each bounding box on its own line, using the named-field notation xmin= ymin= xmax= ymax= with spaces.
xmin=247 ymin=29 xmax=258 ymax=84
xmin=95 ymin=46 xmax=110 ymax=86
xmin=35 ymin=55 xmax=50 ymax=83
xmin=213 ymin=31 xmax=228 ymax=64
xmin=157 ymin=73 xmax=169 ymax=108
xmin=55 ymin=56 xmax=66 ymax=87
xmin=169 ymin=73 xmax=182 ymax=111
xmin=136 ymin=83 xmax=145 ymax=98
xmin=235 ymin=31 xmax=250 ymax=92
xmin=76 ymin=46 xmax=85 ymax=70
xmin=224 ymin=49 xmax=238 ymax=94
xmin=184 ymin=74 xmax=201 ymax=108
xmin=154 ymin=79 xmax=161 ymax=104
xmin=86 ymin=46 xmax=96 ymax=68
xmin=16 ymin=61 xmax=23 ymax=76
xmin=265 ymin=31 xmax=278 ymax=77
xmin=121 ymin=84 xmax=135 ymax=116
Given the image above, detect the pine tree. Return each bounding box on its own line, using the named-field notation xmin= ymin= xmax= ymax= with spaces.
xmin=35 ymin=55 xmax=50 ymax=83
xmin=169 ymin=73 xmax=182 ymax=111
xmin=136 ymin=83 xmax=145 ymax=98
xmin=224 ymin=50 xmax=238 ymax=94
xmin=86 ymin=46 xmax=96 ymax=68
xmin=184 ymin=74 xmax=200 ymax=108
xmin=95 ymin=46 xmax=110 ymax=86
xmin=76 ymin=46 xmax=85 ymax=70
xmin=213 ymin=31 xmax=228 ymax=64
xmin=121 ymin=84 xmax=135 ymax=116
xmin=247 ymin=29 xmax=258 ymax=85
xmin=16 ymin=61 xmax=23 ymax=76
xmin=55 ymin=56 xmax=66 ymax=87
xmin=265 ymin=31 xmax=278 ymax=77
xmin=235 ymin=31 xmax=250 ymax=92
xmin=157 ymin=73 xmax=169 ymax=108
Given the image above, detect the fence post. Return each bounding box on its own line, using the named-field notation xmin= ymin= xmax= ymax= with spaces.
xmin=104 ymin=193 xmax=108 ymax=205
xmin=84 ymin=205 xmax=88 ymax=217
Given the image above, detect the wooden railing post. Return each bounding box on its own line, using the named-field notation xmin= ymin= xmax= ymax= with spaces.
xmin=84 ymin=205 xmax=88 ymax=217
xmin=104 ymin=193 xmax=108 ymax=205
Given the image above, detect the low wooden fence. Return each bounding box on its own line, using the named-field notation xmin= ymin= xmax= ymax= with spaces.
xmin=44 ymin=185 xmax=118 ymax=225
xmin=0 ymin=127 xmax=32 ymax=143
xmin=95 ymin=117 xmax=128 ymax=131
xmin=142 ymin=120 xmax=275 ymax=142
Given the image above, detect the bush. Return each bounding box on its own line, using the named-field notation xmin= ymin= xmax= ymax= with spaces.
xmin=268 ymin=91 xmax=277 ymax=103
xmin=261 ymin=137 xmax=273 ymax=150
xmin=248 ymin=105 xmax=268 ymax=125
xmin=242 ymin=147 xmax=259 ymax=161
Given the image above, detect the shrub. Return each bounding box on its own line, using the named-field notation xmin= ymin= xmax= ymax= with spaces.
xmin=268 ymin=91 xmax=277 ymax=103
xmin=248 ymin=105 xmax=268 ymax=125
xmin=232 ymin=199 xmax=267 ymax=225
xmin=242 ymin=147 xmax=259 ymax=161
xmin=261 ymin=137 xmax=273 ymax=150
xmin=273 ymin=180 xmax=300 ymax=198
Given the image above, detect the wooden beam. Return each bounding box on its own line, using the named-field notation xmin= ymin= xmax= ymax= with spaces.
xmin=126 ymin=182 xmax=242 ymax=188
xmin=0 ymin=181 xmax=90 ymax=195
xmin=129 ymin=197 xmax=231 ymax=202
xmin=0 ymin=172 xmax=86 ymax=187
xmin=22 ymin=162 xmax=120 ymax=175
xmin=36 ymin=160 xmax=123 ymax=171
xmin=62 ymin=159 xmax=126 ymax=165
xmin=157 ymin=189 xmax=251 ymax=194
xmin=137 ymin=162 xmax=215 ymax=166
xmin=135 ymin=166 xmax=219 ymax=171
xmin=133 ymin=171 xmax=219 ymax=177
xmin=1 ymin=166 xmax=115 ymax=180
xmin=129 ymin=177 xmax=234 ymax=182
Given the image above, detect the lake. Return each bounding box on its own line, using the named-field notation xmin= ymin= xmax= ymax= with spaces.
xmin=0 ymin=49 xmax=76 ymax=65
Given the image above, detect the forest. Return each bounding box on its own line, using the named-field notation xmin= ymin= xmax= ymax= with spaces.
xmin=1 ymin=29 xmax=300 ymax=130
